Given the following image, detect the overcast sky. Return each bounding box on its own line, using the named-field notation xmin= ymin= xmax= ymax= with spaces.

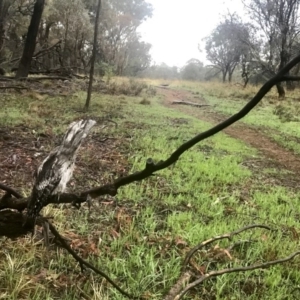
xmin=138 ymin=0 xmax=245 ymax=67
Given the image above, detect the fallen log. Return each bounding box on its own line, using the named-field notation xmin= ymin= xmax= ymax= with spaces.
xmin=155 ymin=85 xmax=172 ymax=90
xmin=172 ymin=100 xmax=211 ymax=107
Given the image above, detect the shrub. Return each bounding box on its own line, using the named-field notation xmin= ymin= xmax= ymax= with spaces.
xmin=105 ymin=79 xmax=148 ymax=96
xmin=139 ymin=97 xmax=151 ymax=105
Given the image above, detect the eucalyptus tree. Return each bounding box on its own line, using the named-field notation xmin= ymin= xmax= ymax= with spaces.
xmin=97 ymin=0 xmax=153 ymax=75
xmin=41 ymin=0 xmax=93 ymax=70
xmin=16 ymin=0 xmax=45 ymax=78
xmin=0 ymin=0 xmax=34 ymax=64
xmin=0 ymin=0 xmax=13 ymax=60
xmin=243 ymin=0 xmax=300 ymax=97
xmin=181 ymin=59 xmax=205 ymax=81
xmin=205 ymin=14 xmax=251 ymax=83
xmin=0 ymin=0 xmax=152 ymax=77
xmin=122 ymin=37 xmax=152 ymax=76
xmin=85 ymin=0 xmax=101 ymax=110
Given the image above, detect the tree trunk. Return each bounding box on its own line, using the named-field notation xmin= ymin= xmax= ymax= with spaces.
xmin=276 ymin=83 xmax=285 ymax=99
xmin=42 ymin=21 xmax=54 ymax=70
xmin=229 ymin=64 xmax=237 ymax=83
xmin=243 ymin=77 xmax=249 ymax=88
xmin=0 ymin=21 xmax=4 ymax=58
xmin=15 ymin=0 xmax=45 ymax=78
xmin=0 ymin=0 xmax=10 ymax=60
xmin=222 ymin=70 xmax=227 ymax=83
xmin=62 ymin=15 xmax=70 ymax=67
xmin=85 ymin=0 xmax=101 ymax=110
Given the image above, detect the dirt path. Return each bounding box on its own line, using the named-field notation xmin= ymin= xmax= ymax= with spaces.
xmin=158 ymin=87 xmax=300 ymax=175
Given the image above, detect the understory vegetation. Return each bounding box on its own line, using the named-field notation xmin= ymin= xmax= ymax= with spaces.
xmin=1 ymin=79 xmax=300 ymax=299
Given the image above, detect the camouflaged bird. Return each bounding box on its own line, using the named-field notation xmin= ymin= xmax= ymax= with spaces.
xmin=25 ymin=119 xmax=96 ymax=227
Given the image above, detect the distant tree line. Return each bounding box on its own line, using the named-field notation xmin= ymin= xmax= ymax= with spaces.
xmin=140 ymin=59 xmax=217 ymax=81
xmin=0 ymin=0 xmax=152 ymax=77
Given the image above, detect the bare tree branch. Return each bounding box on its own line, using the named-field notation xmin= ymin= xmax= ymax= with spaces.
xmin=164 ymin=272 xmax=192 ymax=300
xmin=172 ymin=100 xmax=211 ymax=108
xmin=1 ymin=53 xmax=300 ymax=300
xmin=2 ymin=54 xmax=300 ymax=211
xmin=281 ymin=75 xmax=300 ymax=81
xmin=47 ymin=220 xmax=138 ymax=299
xmin=183 ymin=224 xmax=272 ymax=270
xmin=0 ymin=193 xmax=87 ymax=211
xmin=165 ymin=224 xmax=299 ymax=300
xmin=171 ymin=251 xmax=300 ymax=300
xmin=0 ymin=182 xmax=23 ymax=199
xmin=81 ymin=53 xmax=300 ymax=200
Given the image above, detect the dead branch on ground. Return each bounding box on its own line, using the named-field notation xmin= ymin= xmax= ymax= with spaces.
xmin=0 ymin=77 xmax=13 ymax=81
xmin=182 ymin=224 xmax=272 ymax=269
xmin=167 ymin=251 xmax=300 ymax=300
xmin=172 ymin=100 xmax=211 ymax=107
xmin=8 ymin=40 xmax=62 ymax=64
xmin=155 ymin=85 xmax=172 ymax=89
xmin=164 ymin=225 xmax=300 ymax=300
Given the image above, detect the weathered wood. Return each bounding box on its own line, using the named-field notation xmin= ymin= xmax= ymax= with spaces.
xmin=172 ymin=100 xmax=211 ymax=108
xmin=25 ymin=119 xmax=96 ymax=227
xmin=155 ymin=85 xmax=171 ymax=90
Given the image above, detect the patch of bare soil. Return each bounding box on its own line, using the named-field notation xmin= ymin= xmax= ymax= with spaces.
xmin=158 ymin=87 xmax=300 ymax=186
xmin=0 ymin=124 xmax=130 ymax=199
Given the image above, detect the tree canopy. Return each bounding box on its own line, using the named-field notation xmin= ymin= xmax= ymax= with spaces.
xmin=204 ymin=0 xmax=300 ymax=96
xmin=0 ymin=0 xmax=153 ymax=77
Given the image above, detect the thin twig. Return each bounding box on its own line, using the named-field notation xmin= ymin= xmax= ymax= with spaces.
xmin=172 ymin=100 xmax=211 ymax=107
xmin=183 ymin=224 xmax=271 ymax=270
xmin=47 ymin=220 xmax=139 ymax=299
xmin=173 ymin=251 xmax=300 ymax=300
xmin=0 ymin=182 xmax=23 ymax=199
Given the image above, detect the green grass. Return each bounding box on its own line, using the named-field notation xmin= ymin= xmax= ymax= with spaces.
xmin=169 ymin=80 xmax=300 ymax=155
xmin=1 ymin=84 xmax=300 ymax=299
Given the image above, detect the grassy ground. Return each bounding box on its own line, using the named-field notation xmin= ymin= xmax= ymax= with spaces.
xmin=1 ymin=79 xmax=300 ymax=299
xmin=165 ymin=80 xmax=300 ymax=155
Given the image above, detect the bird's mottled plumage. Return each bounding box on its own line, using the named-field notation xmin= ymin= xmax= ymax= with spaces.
xmin=26 ymin=119 xmax=96 ymax=224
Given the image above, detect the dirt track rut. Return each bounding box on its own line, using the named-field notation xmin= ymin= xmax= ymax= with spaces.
xmin=158 ymin=87 xmax=300 ymax=175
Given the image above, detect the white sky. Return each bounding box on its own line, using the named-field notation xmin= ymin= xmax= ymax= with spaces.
xmin=138 ymin=0 xmax=245 ymax=67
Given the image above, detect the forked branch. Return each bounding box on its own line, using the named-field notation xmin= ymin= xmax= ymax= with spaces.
xmin=170 ymin=251 xmax=300 ymax=300
xmin=183 ymin=224 xmax=272 ymax=269
xmin=1 ymin=54 xmax=300 ymax=300
xmin=81 ymin=53 xmax=300 ymax=199
xmin=165 ymin=225 xmax=300 ymax=300
xmin=2 ymin=54 xmax=300 ymax=208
